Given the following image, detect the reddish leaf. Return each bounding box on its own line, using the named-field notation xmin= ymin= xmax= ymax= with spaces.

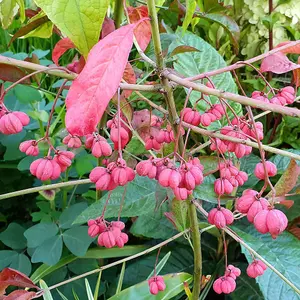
xmin=101 ymin=17 xmax=115 ymax=39
xmin=25 ymin=9 xmax=39 ymax=19
xmin=288 ymin=217 xmax=300 ymax=240
xmin=122 ymin=62 xmax=136 ymax=98
xmin=8 ymin=15 xmax=49 ymax=46
xmin=260 ymin=52 xmax=300 ymax=74
xmin=65 ymin=24 xmax=135 ymax=136
xmin=67 ymin=56 xmax=86 ymax=74
xmin=292 ymin=57 xmax=300 ymax=88
xmin=0 ymin=65 xmax=30 ymax=84
xmin=276 ymin=41 xmax=300 ymax=54
xmin=0 ymin=268 xmax=38 ymax=295
xmin=0 ymin=290 xmax=37 ymax=300
xmin=267 ymin=159 xmax=300 ymax=197
xmin=169 ymin=45 xmax=200 ymax=57
xmin=52 ymin=38 xmax=75 ymax=66
xmin=275 ymin=197 xmax=294 ymax=209
xmin=128 ymin=6 xmax=151 ymax=51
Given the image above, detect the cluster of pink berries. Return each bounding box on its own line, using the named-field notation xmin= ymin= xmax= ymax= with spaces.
xmin=214 ymin=161 xmax=248 ymax=196
xmin=181 ymin=104 xmax=225 ymax=127
xmin=252 ymin=86 xmax=295 ymax=106
xmin=236 ymin=189 xmax=288 ymax=239
xmin=0 ymin=105 xmax=30 ymax=135
xmin=88 ymin=218 xmax=128 ymax=248
xmin=136 ymin=157 xmax=204 ymax=200
xmin=213 ymin=261 xmax=267 ymax=294
xmin=89 ymin=158 xmax=135 ymax=190
xmin=148 ymin=276 xmax=166 ymax=295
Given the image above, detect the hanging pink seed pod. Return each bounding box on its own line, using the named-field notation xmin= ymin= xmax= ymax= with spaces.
xmin=91 ymin=136 xmax=112 ymax=158
xmin=85 ymin=134 xmax=94 ymax=149
xmin=30 ymin=157 xmax=61 ymax=181
xmin=173 ymin=186 xmax=192 ymax=200
xmin=225 ymin=265 xmax=241 ymax=280
xmin=246 ymin=260 xmax=267 ymax=278
xmin=111 ymin=221 xmax=125 ymax=230
xmin=0 ymin=111 xmax=30 ymax=134
xmin=279 ymin=86 xmax=295 ymax=104
xmin=214 ymin=178 xmax=233 ymax=195
xmin=210 ymin=138 xmax=227 ymax=153
xmin=254 ymin=161 xmax=277 ymax=180
xmin=19 ymin=140 xmax=39 ymax=156
xmin=110 ymin=127 xmax=130 ymax=150
xmin=235 ymin=189 xmax=258 ymax=214
xmin=181 ymin=108 xmax=201 ymax=126
xmin=213 ymin=276 xmax=236 ymax=294
xmin=115 ymin=232 xmax=129 ymax=248
xmin=247 ymin=197 xmax=269 ymax=223
xmin=158 ymin=168 xmax=182 ymax=189
xmin=145 ymin=136 xmax=162 ymax=150
xmin=208 ymin=207 xmax=234 ymax=229
xmin=254 ymin=208 xmax=288 ymax=239
xmin=89 ymin=167 xmax=117 ymax=191
xmin=270 ymin=94 xmax=286 ymax=106
xmin=251 ymin=91 xmax=269 ymax=103
xmin=54 ymin=150 xmax=75 ymax=172
xmin=200 ymin=113 xmax=213 ymax=127
xmin=63 ymin=134 xmax=82 ymax=148
xmin=148 ymin=276 xmax=166 ymax=295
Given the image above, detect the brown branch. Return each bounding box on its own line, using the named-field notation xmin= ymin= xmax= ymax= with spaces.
xmin=186 ymin=40 xmax=300 ymax=81
xmin=162 ymin=70 xmax=300 ymax=118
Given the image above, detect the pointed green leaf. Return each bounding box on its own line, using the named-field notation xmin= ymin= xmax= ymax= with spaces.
xmin=40 ymin=280 xmax=54 ymax=300
xmin=32 ymin=235 xmax=63 ymax=265
xmin=33 ymin=0 xmax=109 ymax=57
xmin=0 ymin=0 xmax=18 ymax=29
xmin=182 ymin=0 xmax=197 ymax=33
xmin=108 ymin=273 xmax=193 ymax=300
xmin=147 ymin=252 xmax=171 ymax=279
xmin=63 ymin=226 xmax=93 ymax=256
xmin=85 ymin=279 xmax=94 ymax=300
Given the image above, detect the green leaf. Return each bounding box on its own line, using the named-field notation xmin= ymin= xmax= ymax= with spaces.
xmin=199 ymin=222 xmax=220 ymax=238
xmin=130 ymin=204 xmax=177 ymax=239
xmin=24 ymin=223 xmax=59 ymax=248
xmin=169 ymin=45 xmax=200 ymax=57
xmin=40 ymin=280 xmax=54 ymax=300
xmin=233 ymin=225 xmax=300 ymax=300
xmin=108 ymin=273 xmax=193 ymax=300
xmin=16 ymin=0 xmax=25 ymax=22
xmin=10 ymin=253 xmax=32 ymax=276
xmin=14 ymin=84 xmax=42 ymax=103
xmin=170 ymin=28 xmax=240 ymax=127
xmin=31 ymin=246 xmax=147 ymax=283
xmin=197 ymin=13 xmax=240 ymax=50
xmin=75 ymin=154 xmax=95 ymax=177
xmin=0 ymin=222 xmax=26 ymax=249
xmin=0 ymin=250 xmax=18 ymax=270
xmin=75 ymin=176 xmax=157 ymax=224
xmin=68 ymin=259 xmax=98 ymax=275
xmin=85 ymin=279 xmax=94 ymax=300
xmin=125 ymin=138 xmax=147 ymax=156
xmin=172 ymin=198 xmax=189 ymax=231
xmin=33 ymin=0 xmax=109 ymax=58
xmin=269 ymin=149 xmax=300 ymax=173
xmin=0 ymin=0 xmax=18 ymax=29
xmin=63 ymin=226 xmax=93 ymax=256
xmin=147 ymin=252 xmax=171 ymax=279
xmin=32 ymin=235 xmax=63 ymax=266
xmin=59 ymin=203 xmax=88 ymax=229
xmin=182 ymin=0 xmax=197 ymax=33
xmin=116 ymin=262 xmax=126 ymax=294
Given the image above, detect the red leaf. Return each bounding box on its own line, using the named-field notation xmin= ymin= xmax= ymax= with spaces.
xmin=0 ymin=268 xmax=38 ymax=296
xmin=65 ymin=24 xmax=135 ymax=136
xmin=24 ymin=54 xmax=41 ymax=84
xmin=260 ymin=52 xmax=300 ymax=74
xmin=128 ymin=6 xmax=151 ymax=51
xmin=288 ymin=217 xmax=300 ymax=240
xmin=293 ymin=57 xmax=300 ymax=88
xmin=101 ymin=17 xmax=115 ymax=39
xmin=123 ymin=62 xmax=136 ymax=98
xmin=0 ymin=290 xmax=37 ymax=300
xmin=276 ymin=41 xmax=300 ymax=54
xmin=52 ymin=38 xmax=75 ymax=66
xmin=0 ymin=65 xmax=30 ymax=84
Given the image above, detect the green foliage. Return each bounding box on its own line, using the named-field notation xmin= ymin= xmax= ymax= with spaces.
xmin=234 ymin=225 xmax=300 ymax=299
xmin=109 ymin=273 xmax=193 ymax=300
xmin=33 ymin=0 xmax=109 ymax=57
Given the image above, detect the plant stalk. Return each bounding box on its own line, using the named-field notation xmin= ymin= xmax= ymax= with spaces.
xmin=147 ymin=0 xmax=201 ymax=298
xmin=114 ymin=0 xmax=124 ymax=28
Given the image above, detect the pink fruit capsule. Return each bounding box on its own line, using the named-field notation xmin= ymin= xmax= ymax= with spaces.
xmin=246 ymin=260 xmax=267 ymax=278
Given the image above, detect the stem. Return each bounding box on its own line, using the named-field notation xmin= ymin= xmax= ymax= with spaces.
xmin=146 ymin=1 xmax=201 ymax=298
xmin=188 ymin=196 xmax=202 ymax=298
xmin=163 ymin=70 xmax=300 ymax=118
xmin=114 ymin=0 xmax=123 ymax=28
xmin=186 ymin=40 xmax=300 ymax=81
xmin=40 ymin=229 xmax=190 ymax=293
xmin=0 ymin=54 xmax=161 ymax=91
xmin=0 ymin=179 xmax=91 ymax=201
xmin=182 ymin=121 xmax=300 ymax=161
